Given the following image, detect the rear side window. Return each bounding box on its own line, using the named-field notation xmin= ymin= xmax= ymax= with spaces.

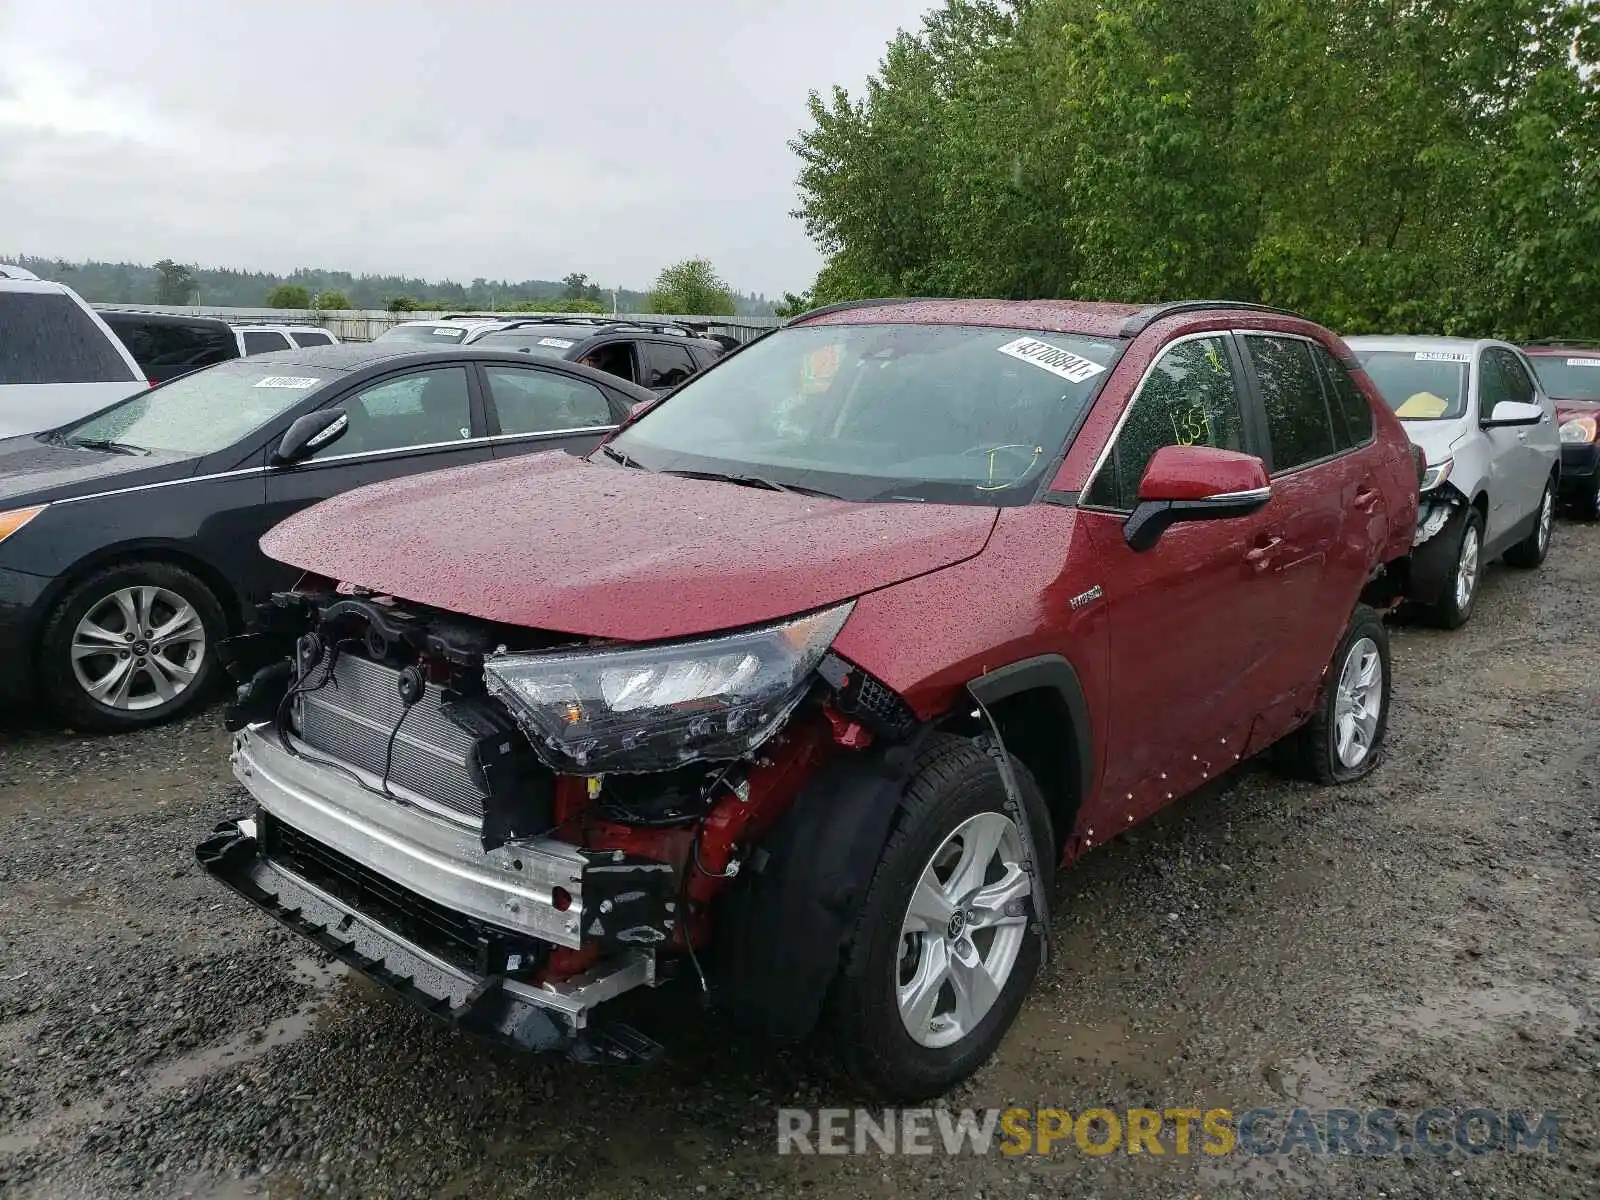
xmin=106 ymin=317 xmax=234 ymax=373
xmin=639 ymin=341 xmax=697 ymax=389
xmin=0 ymin=292 xmax=139 ymax=385
xmin=290 ymin=330 xmax=333 ymax=348
xmin=1245 ymin=335 xmax=1337 ymax=472
xmin=483 ymin=366 xmax=614 ymax=434
xmin=1084 ymin=335 xmax=1247 ymax=511
xmin=1311 ymin=345 xmax=1374 ymax=449
xmin=242 ymin=331 xmax=292 ymax=355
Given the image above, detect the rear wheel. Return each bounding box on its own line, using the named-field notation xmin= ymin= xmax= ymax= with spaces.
xmin=1280 ymin=605 xmax=1391 ymax=784
xmin=828 ymin=736 xmax=1054 ymax=1101
xmin=40 ymin=562 xmax=226 ymax=731
xmin=1504 ymin=479 xmax=1555 ymax=568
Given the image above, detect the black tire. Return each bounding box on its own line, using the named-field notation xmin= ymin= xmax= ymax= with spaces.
xmin=39 ymin=561 xmax=227 ymax=732
xmin=1427 ymin=506 xmax=1483 ymax=629
xmin=1504 ymin=478 xmax=1555 ymax=568
xmin=827 ymin=735 xmax=1055 ymax=1101
xmin=1280 ymin=605 xmax=1391 ymax=784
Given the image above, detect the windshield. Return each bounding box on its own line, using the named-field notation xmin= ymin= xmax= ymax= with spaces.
xmin=608 ymin=323 xmax=1121 ymax=504
xmin=60 ymin=361 xmax=336 ymax=455
xmin=468 ymin=329 xmax=576 ymax=358
xmin=375 ymin=324 xmax=470 ymax=344
xmin=1528 ymin=355 xmax=1600 ymax=402
xmin=1356 ymin=350 xmax=1471 ymax=421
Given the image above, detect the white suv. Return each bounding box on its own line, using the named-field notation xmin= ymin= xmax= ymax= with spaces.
xmin=0 ymin=266 xmax=147 ymax=438
xmin=1349 ymin=335 xmax=1561 ymax=627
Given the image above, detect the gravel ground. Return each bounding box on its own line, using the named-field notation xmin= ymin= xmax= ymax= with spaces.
xmin=2 ymin=524 xmax=1597 ymax=1199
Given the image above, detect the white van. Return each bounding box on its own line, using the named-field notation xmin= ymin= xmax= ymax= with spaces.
xmin=0 ymin=266 xmax=147 ymax=438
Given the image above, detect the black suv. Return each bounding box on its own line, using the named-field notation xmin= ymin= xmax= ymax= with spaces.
xmin=101 ymin=312 xmax=338 ymax=383
xmin=464 ymin=318 xmax=727 ymax=393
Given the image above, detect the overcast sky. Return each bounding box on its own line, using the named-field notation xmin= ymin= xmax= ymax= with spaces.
xmin=0 ymin=0 xmax=932 ymax=295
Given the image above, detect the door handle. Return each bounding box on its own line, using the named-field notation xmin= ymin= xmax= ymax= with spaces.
xmin=1245 ymin=536 xmax=1283 ymax=570
xmin=1354 ymin=484 xmax=1380 ymax=509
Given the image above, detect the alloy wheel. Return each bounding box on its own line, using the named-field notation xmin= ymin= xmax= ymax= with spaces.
xmin=1455 ymin=524 xmax=1481 ymax=612
xmin=896 ymin=811 xmax=1031 ymax=1049
xmin=1333 ymin=636 xmax=1383 ymax=769
xmin=1537 ymin=486 xmax=1553 ymax=554
xmin=69 ymin=586 xmax=206 ymax=711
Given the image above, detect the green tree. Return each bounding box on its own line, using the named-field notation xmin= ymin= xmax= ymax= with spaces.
xmin=266 ymin=283 xmax=311 ymax=309
xmin=385 ymin=295 xmax=421 ymax=313
xmin=645 ymin=258 xmax=738 ymax=315
xmin=772 ymin=290 xmax=813 ymax=318
xmin=792 ymin=0 xmax=1600 ymax=337
xmin=312 ymin=289 xmax=351 ymax=310
xmin=562 ymin=272 xmax=591 ymax=300
xmin=153 ymin=259 xmax=196 ymax=305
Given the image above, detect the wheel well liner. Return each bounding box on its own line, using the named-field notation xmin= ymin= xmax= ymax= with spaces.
xmin=967 ymin=655 xmax=1092 ymax=849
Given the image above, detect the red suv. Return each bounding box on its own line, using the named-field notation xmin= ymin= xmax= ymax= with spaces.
xmin=1523 ymin=341 xmax=1600 ymax=519
xmin=199 ymin=299 xmax=1419 ymax=1100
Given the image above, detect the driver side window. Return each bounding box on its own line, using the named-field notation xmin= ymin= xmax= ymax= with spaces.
xmin=1084 ymin=336 xmax=1246 ymax=512
xmin=314 ymin=367 xmax=472 ymax=459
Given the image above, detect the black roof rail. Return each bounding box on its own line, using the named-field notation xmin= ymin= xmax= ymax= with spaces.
xmin=1119 ymin=300 xmax=1307 ymax=337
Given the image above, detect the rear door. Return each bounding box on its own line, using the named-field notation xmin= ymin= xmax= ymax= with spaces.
xmin=0 ymin=286 xmax=146 ymax=435
xmin=1079 ymin=332 xmax=1273 ymax=815
xmin=478 ymin=363 xmax=622 ymax=460
xmin=259 ymin=365 xmax=493 ymax=591
xmin=1236 ymin=331 xmax=1374 ymax=734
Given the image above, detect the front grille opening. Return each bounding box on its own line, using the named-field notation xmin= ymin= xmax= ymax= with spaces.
xmin=261 ymin=812 xmax=548 ymax=977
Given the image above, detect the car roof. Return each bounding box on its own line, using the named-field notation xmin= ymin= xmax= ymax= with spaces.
xmin=0 ymin=263 xmax=42 ymax=281
xmin=101 ymin=310 xmax=231 ymax=328
xmin=788 ymin=297 xmax=1320 ymax=341
xmin=1523 ymin=341 xmax=1600 ymax=357
xmin=1343 ymin=335 xmax=1502 ymax=353
xmin=239 ymin=343 xmax=658 ymax=396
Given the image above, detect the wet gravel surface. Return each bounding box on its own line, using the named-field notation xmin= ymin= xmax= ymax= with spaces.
xmin=2 ymin=525 xmax=1598 ymax=1198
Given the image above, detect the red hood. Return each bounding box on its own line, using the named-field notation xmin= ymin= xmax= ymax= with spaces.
xmin=261 ymin=452 xmax=999 ymax=641
xmin=1556 ymin=398 xmax=1600 ymax=422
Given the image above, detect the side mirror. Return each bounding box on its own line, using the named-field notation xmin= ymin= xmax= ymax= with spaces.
xmin=1481 ymin=400 xmax=1543 ymax=428
xmin=1124 ymin=444 xmax=1271 ymax=552
xmin=271 ymin=409 xmax=348 ymax=465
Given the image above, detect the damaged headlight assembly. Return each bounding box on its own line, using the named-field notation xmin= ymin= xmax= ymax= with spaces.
xmin=482 ymin=602 xmax=854 ymax=773
xmin=1419 ymin=458 xmax=1453 ymax=493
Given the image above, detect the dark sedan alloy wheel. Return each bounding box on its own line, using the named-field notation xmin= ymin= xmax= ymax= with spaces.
xmin=70 ymin=585 xmax=207 ymax=710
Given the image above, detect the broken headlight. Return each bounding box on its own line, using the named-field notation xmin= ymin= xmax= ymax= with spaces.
xmin=1420 ymin=458 xmax=1453 ymax=492
xmin=482 ymin=603 xmax=853 ymax=773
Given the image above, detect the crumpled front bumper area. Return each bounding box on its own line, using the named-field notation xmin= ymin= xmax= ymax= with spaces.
xmin=197 ymin=818 xmax=662 ymax=1063
xmin=198 ymin=726 xmax=665 ymax=1063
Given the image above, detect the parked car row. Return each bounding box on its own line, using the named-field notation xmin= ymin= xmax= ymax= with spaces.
xmin=0 ymin=291 xmax=1582 ymax=1103
xmin=377 ymin=313 xmax=729 ymax=393
xmin=101 ymin=310 xmax=340 ymax=383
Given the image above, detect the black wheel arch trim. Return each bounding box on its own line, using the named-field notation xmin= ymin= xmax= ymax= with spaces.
xmin=34 ymin=539 xmax=245 ymax=645
xmin=966 ymin=654 xmax=1094 ymax=806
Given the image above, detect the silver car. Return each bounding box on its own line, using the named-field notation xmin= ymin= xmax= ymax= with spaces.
xmin=1348 ymin=336 xmax=1560 ymax=628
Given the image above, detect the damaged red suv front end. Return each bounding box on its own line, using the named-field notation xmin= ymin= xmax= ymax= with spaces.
xmin=200 ymin=299 xmax=1416 ymax=1099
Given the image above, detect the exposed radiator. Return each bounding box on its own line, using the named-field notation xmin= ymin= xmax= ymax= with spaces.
xmin=294 ymin=652 xmax=486 ymax=826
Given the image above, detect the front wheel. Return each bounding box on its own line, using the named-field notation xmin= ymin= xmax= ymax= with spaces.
xmin=1427 ymin=507 xmax=1483 ymax=629
xmin=828 ymin=736 xmax=1054 ymax=1101
xmin=40 ymin=562 xmax=226 ymax=731
xmin=1504 ymin=479 xmax=1554 ymax=568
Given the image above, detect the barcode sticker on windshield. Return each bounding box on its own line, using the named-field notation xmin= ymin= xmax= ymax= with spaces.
xmin=433 ymin=328 xmax=462 ymax=336
xmin=1567 ymin=358 xmax=1600 ymax=368
xmin=997 ymin=336 xmax=1107 ymax=384
xmin=539 ymin=337 xmax=576 ymax=349
xmin=1414 ymin=350 xmax=1472 ymax=363
xmin=253 ymin=376 xmax=320 ymax=389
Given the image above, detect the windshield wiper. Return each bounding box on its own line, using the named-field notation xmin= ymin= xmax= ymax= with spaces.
xmin=64 ymin=437 xmax=148 ymax=456
xmin=662 ymin=469 xmax=838 ymax=498
xmin=599 ymin=444 xmax=642 ymax=469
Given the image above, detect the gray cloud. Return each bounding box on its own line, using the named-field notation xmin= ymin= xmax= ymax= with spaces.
xmin=0 ymin=0 xmax=931 ymax=295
